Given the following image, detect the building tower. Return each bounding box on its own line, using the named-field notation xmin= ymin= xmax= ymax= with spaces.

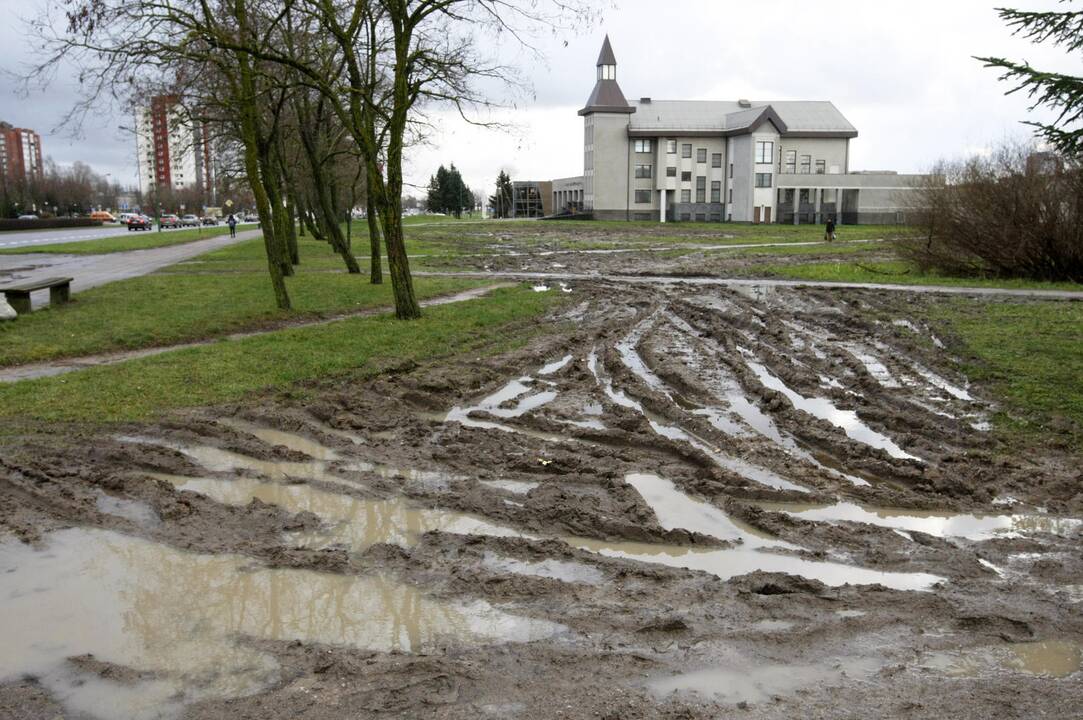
xmin=578 ymin=36 xmax=635 ymax=219
xmin=135 ymin=96 xmax=213 ymax=205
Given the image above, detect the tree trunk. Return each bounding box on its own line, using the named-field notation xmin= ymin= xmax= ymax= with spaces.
xmin=283 ymin=191 xmax=299 ymax=265
xmin=367 ymin=192 xmax=382 ymax=284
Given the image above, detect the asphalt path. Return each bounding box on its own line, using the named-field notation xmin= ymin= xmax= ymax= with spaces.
xmin=0 ymin=221 xmax=258 ymax=250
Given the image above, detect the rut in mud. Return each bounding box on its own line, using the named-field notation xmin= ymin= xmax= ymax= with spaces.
xmin=1 ymin=281 xmax=1081 ymax=719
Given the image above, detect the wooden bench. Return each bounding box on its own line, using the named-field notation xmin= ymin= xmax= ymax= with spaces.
xmin=0 ymin=277 xmax=73 ymax=315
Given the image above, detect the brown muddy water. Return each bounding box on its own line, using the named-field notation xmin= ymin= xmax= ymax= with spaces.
xmin=3 ymin=280 xmax=1082 ymax=719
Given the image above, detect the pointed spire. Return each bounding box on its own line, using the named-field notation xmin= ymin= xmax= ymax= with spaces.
xmin=596 ymin=35 xmax=616 ymax=67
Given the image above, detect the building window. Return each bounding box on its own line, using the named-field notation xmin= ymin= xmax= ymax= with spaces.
xmin=800 ymin=155 xmax=811 ymax=174
xmin=634 ymin=190 xmax=652 ymax=204
xmin=681 ymin=171 xmax=692 ymax=182
xmin=695 ymin=213 xmax=706 ymax=222
xmin=711 ymin=153 xmax=722 ymax=168
xmin=634 ymin=139 xmax=653 ymax=153
xmin=729 ymin=188 xmax=733 ymax=203
xmin=682 ymin=143 xmax=692 ymax=159
xmin=696 ymin=176 xmax=706 ymax=203
xmin=666 ymin=166 xmax=677 ymax=177
xmin=696 ymin=148 xmax=707 ymax=163
xmin=755 ymin=173 xmax=773 ymax=188
xmin=710 ymin=213 xmax=722 ymax=222
xmin=680 ymin=189 xmax=691 ymax=203
xmin=784 ymin=150 xmax=796 ymax=174
xmin=799 ymin=189 xmax=811 ymax=205
xmin=635 ymin=164 xmax=653 ymax=179
xmin=755 ymin=141 xmax=774 ymax=164
xmin=667 ymin=140 xmax=677 ymax=154
xmin=711 ymin=181 xmax=721 ymax=203
xmin=783 ymin=188 xmax=796 ymax=204
xmin=599 ymin=64 xmax=616 ymax=80
xmin=815 ymin=160 xmax=826 ymax=175
xmin=729 ymin=163 xmax=734 ymax=178
xmin=680 ymin=213 xmax=691 ymax=221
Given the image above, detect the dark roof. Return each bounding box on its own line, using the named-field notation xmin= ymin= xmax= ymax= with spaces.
xmin=579 ymin=79 xmax=635 ymax=116
xmin=596 ymin=35 xmax=616 ymax=66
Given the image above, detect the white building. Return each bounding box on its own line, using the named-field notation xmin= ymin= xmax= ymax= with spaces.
xmin=565 ymin=36 xmax=923 ymax=224
xmin=135 ymin=95 xmax=213 ymax=200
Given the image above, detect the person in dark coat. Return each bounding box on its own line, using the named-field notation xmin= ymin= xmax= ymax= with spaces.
xmin=825 ymin=216 xmax=836 ymax=242
xmin=227 ymin=214 xmax=237 ymax=238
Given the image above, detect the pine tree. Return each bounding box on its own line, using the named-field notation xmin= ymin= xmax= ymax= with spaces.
xmin=488 ymin=171 xmax=513 ymax=218
xmin=976 ymin=3 xmax=1083 ymax=157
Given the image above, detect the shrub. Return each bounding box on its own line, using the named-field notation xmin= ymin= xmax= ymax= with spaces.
xmin=899 ymin=143 xmax=1083 ymax=283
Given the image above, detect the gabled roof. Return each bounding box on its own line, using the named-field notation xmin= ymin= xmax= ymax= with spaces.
xmin=625 ymin=99 xmax=857 ymax=138
xmin=597 ymin=35 xmax=617 ymax=66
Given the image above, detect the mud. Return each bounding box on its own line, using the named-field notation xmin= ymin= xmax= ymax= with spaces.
xmin=2 ymin=259 xmax=1082 ymax=718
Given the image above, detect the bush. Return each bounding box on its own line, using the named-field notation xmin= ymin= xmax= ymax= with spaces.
xmin=0 ymin=218 xmax=104 ymax=231
xmin=899 ymin=143 xmax=1083 ymax=283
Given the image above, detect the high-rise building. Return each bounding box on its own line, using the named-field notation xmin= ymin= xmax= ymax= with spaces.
xmin=0 ymin=121 xmax=44 ymax=187
xmin=134 ymin=95 xmax=213 ymax=199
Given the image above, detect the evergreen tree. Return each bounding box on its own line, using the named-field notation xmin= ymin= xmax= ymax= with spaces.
xmin=488 ymin=170 xmax=513 ymax=218
xmin=976 ymin=3 xmax=1083 ymax=157
xmin=426 ymin=164 xmax=471 ymax=217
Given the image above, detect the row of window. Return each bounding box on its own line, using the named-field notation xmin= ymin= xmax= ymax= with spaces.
xmin=634 ymin=139 xmax=724 ymax=168
xmin=782 ymin=150 xmax=826 ymax=174
xmin=634 ymin=181 xmax=727 ymax=205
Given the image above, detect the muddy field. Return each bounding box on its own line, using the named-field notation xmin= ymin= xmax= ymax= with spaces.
xmin=2 ymin=240 xmax=1082 ymax=718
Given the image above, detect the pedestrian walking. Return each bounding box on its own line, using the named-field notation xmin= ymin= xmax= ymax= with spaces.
xmin=825 ymin=216 xmax=836 ymax=242
xmin=227 ymin=214 xmax=237 ymax=238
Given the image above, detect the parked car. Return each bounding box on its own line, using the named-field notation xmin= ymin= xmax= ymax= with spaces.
xmin=200 ymin=216 xmax=219 ymax=226
xmin=128 ymin=215 xmax=153 ymax=231
xmin=242 ymin=213 xmax=260 ymax=222
xmin=159 ymin=214 xmax=181 ymax=229
xmin=17 ymin=214 xmax=38 ymax=220
xmin=180 ymin=214 xmax=200 ymax=227
xmin=89 ymin=210 xmax=116 ymax=222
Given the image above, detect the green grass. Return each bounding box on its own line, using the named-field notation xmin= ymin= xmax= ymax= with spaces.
xmin=0 ymin=285 xmax=564 ymax=422
xmin=931 ymin=300 xmax=1083 ymax=448
xmin=757 ymin=259 xmax=1083 ymax=291
xmin=0 ymin=271 xmax=484 ymax=367
xmin=0 ymin=226 xmax=239 ymax=255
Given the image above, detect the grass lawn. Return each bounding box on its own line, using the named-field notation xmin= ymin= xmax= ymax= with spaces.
xmin=930 ymin=300 xmax=1083 ymax=448
xmin=757 ymin=258 xmax=1083 ymax=292
xmin=0 ymin=236 xmax=486 ymax=367
xmin=0 ymin=226 xmax=246 ymax=255
xmin=0 ymin=285 xmax=565 ymax=422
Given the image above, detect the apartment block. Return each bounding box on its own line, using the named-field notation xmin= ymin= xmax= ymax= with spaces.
xmin=0 ymin=121 xmax=44 ymax=187
xmin=135 ymin=96 xmax=213 ymax=197
xmin=566 ymin=36 xmax=923 ymax=224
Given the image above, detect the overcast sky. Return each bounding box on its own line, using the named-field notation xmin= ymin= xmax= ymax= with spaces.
xmin=1 ymin=0 xmax=1079 ymax=198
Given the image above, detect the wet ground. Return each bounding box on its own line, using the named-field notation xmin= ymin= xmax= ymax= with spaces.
xmin=2 ymin=238 xmax=1082 ymax=718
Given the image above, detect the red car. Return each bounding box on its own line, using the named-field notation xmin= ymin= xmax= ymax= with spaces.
xmin=127 ymin=215 xmax=152 ymax=231
xmin=159 ymin=214 xmax=181 ymax=229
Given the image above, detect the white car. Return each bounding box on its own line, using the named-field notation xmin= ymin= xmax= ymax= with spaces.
xmin=17 ymin=214 xmax=38 ymax=220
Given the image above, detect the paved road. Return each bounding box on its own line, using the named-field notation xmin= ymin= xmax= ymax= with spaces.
xmin=0 ymin=229 xmax=259 ymax=308
xmin=0 ymin=221 xmax=258 ymax=250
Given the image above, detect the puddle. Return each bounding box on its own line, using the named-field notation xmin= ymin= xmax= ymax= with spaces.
xmin=742 ymin=356 xmax=921 ymax=462
xmin=537 ymin=355 xmax=573 ymax=375
xmin=218 ymin=418 xmax=341 ymax=460
xmin=568 ymin=474 xmax=943 ymax=591
xmin=479 ymin=479 xmax=540 ymax=495
xmin=845 ymin=344 xmax=901 ymax=388
xmin=0 ymin=528 xmax=564 ymax=720
xmin=757 ymin=500 xmax=1083 ymax=540
xmin=911 ymin=363 xmax=973 ymax=401
xmin=157 ymin=474 xmax=523 ymax=551
xmin=926 ymin=641 xmax=1081 ymax=678
xmin=444 ymin=376 xmax=563 ymax=439
xmin=750 ymin=619 xmax=795 ymax=632
xmin=626 ymin=473 xmax=783 ymax=547
xmin=835 ymin=609 xmax=867 ymax=619
xmin=95 ymin=491 xmax=160 ymax=527
xmin=649 ymin=656 xmax=882 ymax=705
xmin=481 ymin=553 xmax=605 ymax=585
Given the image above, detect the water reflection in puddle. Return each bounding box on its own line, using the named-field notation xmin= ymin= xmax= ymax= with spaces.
xmin=95 ymin=491 xmax=160 ymax=527
xmin=925 ymin=641 xmax=1081 ymax=678
xmin=218 ymin=418 xmax=341 ymax=460
xmin=742 ymin=355 xmax=921 ymax=462
xmin=479 ymin=479 xmax=540 ymax=495
xmin=481 ymin=552 xmax=605 ymax=586
xmin=0 ymin=528 xmax=564 ymax=720
xmin=649 ymin=656 xmax=882 ymax=705
xmin=757 ymin=500 xmax=1083 ymax=540
xmin=569 ymin=474 xmax=943 ymax=591
xmin=156 ymin=474 xmax=523 ymax=551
